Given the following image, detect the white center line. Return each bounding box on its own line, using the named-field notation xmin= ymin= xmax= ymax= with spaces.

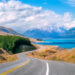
xmin=46 ymin=62 xmax=49 ymax=75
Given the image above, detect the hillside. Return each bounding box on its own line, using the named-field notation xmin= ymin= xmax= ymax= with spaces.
xmin=0 ymin=26 xmax=21 ymax=35
xmin=0 ymin=48 xmax=18 ymax=63
xmin=0 ymin=31 xmax=12 ymax=35
xmin=0 ymin=35 xmax=33 ymax=53
xmin=27 ymin=45 xmax=75 ymax=63
xmin=0 ymin=35 xmax=36 ymax=63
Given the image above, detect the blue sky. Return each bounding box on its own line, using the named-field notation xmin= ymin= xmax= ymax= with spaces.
xmin=1 ymin=0 xmax=75 ymax=15
xmin=20 ymin=0 xmax=75 ymax=16
xmin=0 ymin=0 xmax=75 ymax=33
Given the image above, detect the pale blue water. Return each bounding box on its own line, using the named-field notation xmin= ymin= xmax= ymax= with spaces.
xmin=35 ymin=39 xmax=75 ymax=49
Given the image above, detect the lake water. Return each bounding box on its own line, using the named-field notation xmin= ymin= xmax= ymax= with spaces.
xmin=35 ymin=39 xmax=75 ymax=49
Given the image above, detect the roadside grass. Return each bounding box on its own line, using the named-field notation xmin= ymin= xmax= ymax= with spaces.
xmin=0 ymin=54 xmax=18 ymax=63
xmin=52 ymin=49 xmax=75 ymax=63
xmin=0 ymin=35 xmax=36 ymax=63
xmin=27 ymin=45 xmax=75 ymax=64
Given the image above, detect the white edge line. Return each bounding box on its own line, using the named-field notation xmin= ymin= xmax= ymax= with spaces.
xmin=46 ymin=62 xmax=49 ymax=75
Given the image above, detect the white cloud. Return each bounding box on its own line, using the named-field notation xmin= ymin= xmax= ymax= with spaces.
xmin=0 ymin=0 xmax=75 ymax=33
xmin=63 ymin=0 xmax=75 ymax=7
xmin=64 ymin=20 xmax=75 ymax=29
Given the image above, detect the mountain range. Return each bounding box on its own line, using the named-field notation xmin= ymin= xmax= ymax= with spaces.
xmin=0 ymin=26 xmax=75 ymax=39
xmin=23 ymin=28 xmax=75 ymax=39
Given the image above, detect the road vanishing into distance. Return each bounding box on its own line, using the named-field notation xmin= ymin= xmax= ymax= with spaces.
xmin=0 ymin=46 xmax=75 ymax=75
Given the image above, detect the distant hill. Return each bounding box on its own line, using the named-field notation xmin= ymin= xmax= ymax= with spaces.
xmin=0 ymin=26 xmax=21 ymax=35
xmin=24 ymin=28 xmax=75 ymax=39
xmin=0 ymin=31 xmax=10 ymax=35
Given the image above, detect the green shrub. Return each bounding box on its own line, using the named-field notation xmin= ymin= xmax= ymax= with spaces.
xmin=0 ymin=35 xmax=32 ymax=54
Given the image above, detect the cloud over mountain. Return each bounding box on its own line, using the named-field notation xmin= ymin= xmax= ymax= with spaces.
xmin=0 ymin=0 xmax=75 ymax=33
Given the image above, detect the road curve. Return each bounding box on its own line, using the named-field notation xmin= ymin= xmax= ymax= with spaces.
xmin=0 ymin=46 xmax=75 ymax=75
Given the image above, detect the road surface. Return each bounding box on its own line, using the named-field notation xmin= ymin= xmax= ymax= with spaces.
xmin=0 ymin=46 xmax=75 ymax=75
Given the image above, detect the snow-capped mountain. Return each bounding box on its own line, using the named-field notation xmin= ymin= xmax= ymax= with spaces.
xmin=23 ymin=27 xmax=75 ymax=39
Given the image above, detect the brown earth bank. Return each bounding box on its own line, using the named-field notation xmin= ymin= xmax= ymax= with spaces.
xmin=0 ymin=31 xmax=13 ymax=35
xmin=27 ymin=45 xmax=75 ymax=64
xmin=0 ymin=48 xmax=18 ymax=63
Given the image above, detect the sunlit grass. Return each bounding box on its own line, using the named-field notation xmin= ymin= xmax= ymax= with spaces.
xmin=0 ymin=54 xmax=18 ymax=63
xmin=27 ymin=45 xmax=75 ymax=63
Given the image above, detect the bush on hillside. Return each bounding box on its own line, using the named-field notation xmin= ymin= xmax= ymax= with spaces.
xmin=13 ymin=38 xmax=31 ymax=53
xmin=0 ymin=35 xmax=32 ymax=54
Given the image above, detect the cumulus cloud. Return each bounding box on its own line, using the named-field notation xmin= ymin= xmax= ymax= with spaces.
xmin=0 ymin=0 xmax=75 ymax=33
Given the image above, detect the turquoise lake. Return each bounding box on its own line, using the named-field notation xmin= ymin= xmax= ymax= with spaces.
xmin=35 ymin=39 xmax=75 ymax=49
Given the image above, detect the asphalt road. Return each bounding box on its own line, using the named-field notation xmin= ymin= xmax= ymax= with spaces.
xmin=0 ymin=46 xmax=75 ymax=75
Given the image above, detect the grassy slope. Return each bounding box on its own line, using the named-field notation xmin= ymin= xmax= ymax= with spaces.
xmin=0 ymin=54 xmax=18 ymax=63
xmin=27 ymin=45 xmax=75 ymax=63
xmin=0 ymin=48 xmax=18 ymax=63
xmin=0 ymin=35 xmax=36 ymax=63
xmin=0 ymin=35 xmax=32 ymax=53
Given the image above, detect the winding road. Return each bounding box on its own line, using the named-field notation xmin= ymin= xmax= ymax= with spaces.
xmin=0 ymin=46 xmax=75 ymax=75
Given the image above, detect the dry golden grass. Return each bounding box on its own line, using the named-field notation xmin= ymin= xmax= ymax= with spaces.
xmin=51 ymin=48 xmax=75 ymax=63
xmin=27 ymin=45 xmax=58 ymax=59
xmin=32 ymin=44 xmax=41 ymax=49
xmin=27 ymin=45 xmax=75 ymax=63
xmin=0 ymin=54 xmax=18 ymax=63
xmin=0 ymin=48 xmax=18 ymax=63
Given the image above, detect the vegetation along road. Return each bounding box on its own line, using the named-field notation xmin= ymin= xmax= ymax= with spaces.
xmin=0 ymin=46 xmax=75 ymax=75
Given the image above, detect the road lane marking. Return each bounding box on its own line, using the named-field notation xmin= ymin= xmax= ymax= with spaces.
xmin=0 ymin=60 xmax=30 ymax=75
xmin=46 ymin=62 xmax=49 ymax=75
